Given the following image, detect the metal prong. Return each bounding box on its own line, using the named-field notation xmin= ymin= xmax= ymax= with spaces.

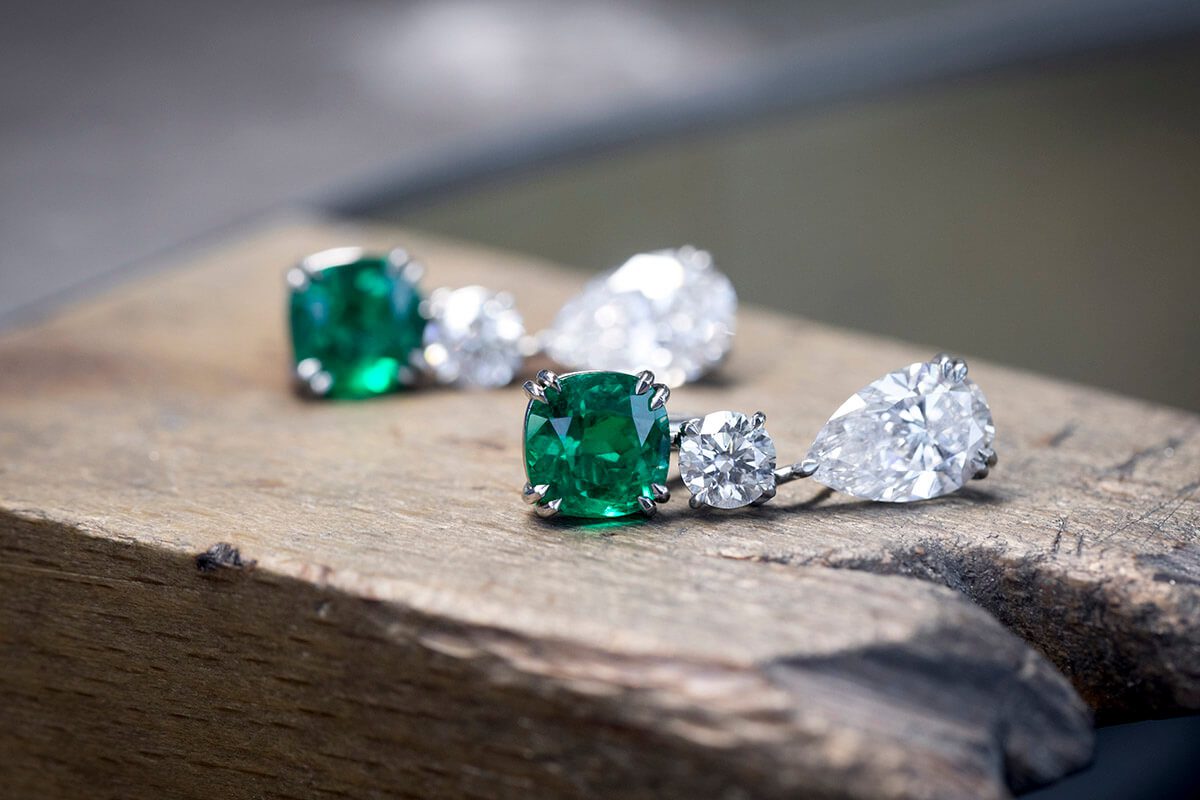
xmin=798 ymin=459 xmax=820 ymax=477
xmin=534 ymin=498 xmax=562 ymax=518
xmin=523 ymin=380 xmax=545 ymax=402
xmin=386 ymin=247 xmax=410 ymax=269
xmin=523 ymin=483 xmax=549 ymax=505
xmin=936 ymin=353 xmax=968 ymax=383
xmin=650 ymin=384 xmax=671 ymax=410
xmin=752 ymin=484 xmax=777 ymax=506
xmin=651 ymin=483 xmax=670 ymax=503
xmin=295 ymin=358 xmax=332 ymax=398
xmin=669 ymin=415 xmax=702 ymax=445
xmin=285 ymin=266 xmax=310 ymax=291
xmin=303 ymin=246 xmax=364 ymax=274
xmin=751 ymin=411 xmax=767 ymax=429
xmin=386 ymin=248 xmax=423 ymax=284
xmin=637 ymin=496 xmax=657 ymax=517
xmin=420 ymin=286 xmax=449 ymax=321
xmin=634 ymin=370 xmax=655 ymax=395
xmin=671 ymin=416 xmax=701 ymax=449
xmin=536 ymin=369 xmax=561 ymax=392
xmin=308 ymin=372 xmax=333 ymax=396
xmin=972 ymin=446 xmax=997 ymax=480
xmin=778 ymin=459 xmax=821 ymax=482
xmin=688 ymin=494 xmax=704 ymax=510
xmin=689 ymin=247 xmax=713 ymax=269
xmin=296 ymin=358 xmax=321 ymax=381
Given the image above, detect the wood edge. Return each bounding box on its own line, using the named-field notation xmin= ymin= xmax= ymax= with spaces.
xmin=1 ymin=508 xmax=1094 ymax=798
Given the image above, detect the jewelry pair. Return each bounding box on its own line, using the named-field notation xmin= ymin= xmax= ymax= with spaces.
xmin=521 ymin=354 xmax=997 ymax=519
xmin=286 ymin=245 xmax=735 ymax=399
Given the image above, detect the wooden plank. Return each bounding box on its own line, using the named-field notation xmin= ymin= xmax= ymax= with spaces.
xmin=2 ymin=217 xmax=1196 ymax=798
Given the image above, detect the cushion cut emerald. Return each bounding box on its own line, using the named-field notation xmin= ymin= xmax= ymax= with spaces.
xmin=523 ymin=371 xmax=671 ymax=518
xmin=289 ymin=250 xmax=425 ymax=399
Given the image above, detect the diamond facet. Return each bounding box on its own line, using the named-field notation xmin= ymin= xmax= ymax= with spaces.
xmin=545 ymin=247 xmax=736 ymax=388
xmin=523 ymin=371 xmax=671 ymax=518
xmin=421 ymin=286 xmax=525 ymax=388
xmin=288 ymin=249 xmax=425 ymax=399
xmin=679 ymin=411 xmax=777 ymax=509
xmin=806 ymin=359 xmax=995 ymax=502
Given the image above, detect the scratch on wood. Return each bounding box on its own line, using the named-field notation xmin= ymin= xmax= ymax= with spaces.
xmin=1044 ymin=424 xmax=1077 ymax=448
xmin=1106 ymin=480 xmax=1200 ymax=542
xmin=1144 ymin=481 xmax=1200 ymax=543
xmin=1108 ymin=437 xmax=1183 ymax=478
xmin=1051 ymin=518 xmax=1067 ymax=554
xmin=195 ymin=543 xmax=255 ymax=574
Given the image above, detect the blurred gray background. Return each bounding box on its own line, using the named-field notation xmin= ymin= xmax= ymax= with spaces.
xmin=2 ymin=1 xmax=1200 ymax=797
xmin=385 ymin=44 xmax=1200 ymax=411
xmin=3 ymin=0 xmax=1198 ymax=411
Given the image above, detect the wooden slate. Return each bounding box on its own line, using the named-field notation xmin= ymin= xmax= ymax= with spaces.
xmin=1 ymin=218 xmax=1197 ymax=799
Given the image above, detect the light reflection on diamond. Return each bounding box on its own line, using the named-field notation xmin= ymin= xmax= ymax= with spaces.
xmin=546 ymin=247 xmax=736 ymax=387
xmin=679 ymin=411 xmax=777 ymax=509
xmin=806 ymin=359 xmax=995 ymax=502
xmin=421 ymin=285 xmax=525 ymax=388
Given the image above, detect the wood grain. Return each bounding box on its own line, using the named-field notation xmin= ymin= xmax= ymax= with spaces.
xmin=2 ymin=218 xmax=1197 ymax=798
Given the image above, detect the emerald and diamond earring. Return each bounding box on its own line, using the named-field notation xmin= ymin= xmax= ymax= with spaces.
xmin=520 ymin=355 xmax=997 ymax=520
xmin=287 ymin=245 xmax=735 ymax=399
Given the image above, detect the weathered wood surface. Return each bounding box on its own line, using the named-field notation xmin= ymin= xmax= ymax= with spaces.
xmin=1 ymin=219 xmax=1197 ymax=799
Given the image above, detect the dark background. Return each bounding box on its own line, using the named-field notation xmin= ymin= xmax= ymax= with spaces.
xmin=2 ymin=1 xmax=1199 ymax=797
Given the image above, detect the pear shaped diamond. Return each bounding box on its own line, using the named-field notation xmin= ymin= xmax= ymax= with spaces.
xmin=806 ymin=357 xmax=995 ymax=502
xmin=545 ymin=247 xmax=735 ymax=388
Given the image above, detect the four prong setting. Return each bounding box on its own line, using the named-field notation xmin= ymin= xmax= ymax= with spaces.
xmin=678 ymin=410 xmax=778 ymax=510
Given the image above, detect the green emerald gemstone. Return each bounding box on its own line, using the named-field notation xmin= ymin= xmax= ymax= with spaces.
xmin=523 ymin=371 xmax=670 ymax=518
xmin=289 ymin=251 xmax=425 ymax=399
